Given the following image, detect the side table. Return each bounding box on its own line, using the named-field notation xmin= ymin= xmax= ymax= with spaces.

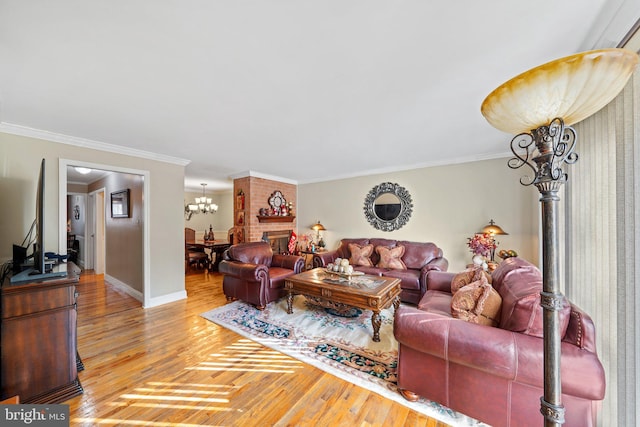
xmin=299 ymin=250 xmax=325 ymax=270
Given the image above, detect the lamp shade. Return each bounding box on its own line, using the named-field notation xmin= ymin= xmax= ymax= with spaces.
xmin=311 ymin=221 xmax=325 ymax=231
xmin=480 ymin=219 xmax=508 ymax=236
xmin=481 ymin=48 xmax=638 ymax=134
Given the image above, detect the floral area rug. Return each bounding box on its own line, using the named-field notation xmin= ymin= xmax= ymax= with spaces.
xmin=201 ymin=295 xmax=486 ymax=426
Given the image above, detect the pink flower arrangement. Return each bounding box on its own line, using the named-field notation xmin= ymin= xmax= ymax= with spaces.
xmin=467 ymin=233 xmax=496 ymax=257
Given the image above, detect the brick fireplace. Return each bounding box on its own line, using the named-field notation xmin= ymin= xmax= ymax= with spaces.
xmin=232 ymin=173 xmax=297 ymax=245
xmin=262 ymin=230 xmax=293 ymax=254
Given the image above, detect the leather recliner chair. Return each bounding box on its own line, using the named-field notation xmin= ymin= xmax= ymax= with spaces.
xmin=219 ymin=241 xmax=304 ymax=309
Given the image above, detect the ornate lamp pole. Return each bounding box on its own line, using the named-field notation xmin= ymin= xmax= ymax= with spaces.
xmin=481 ymin=49 xmax=638 ymax=426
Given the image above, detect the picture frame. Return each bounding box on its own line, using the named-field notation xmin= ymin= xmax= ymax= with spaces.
xmin=111 ymin=189 xmax=130 ymax=218
xmin=236 ymin=210 xmax=245 ymax=225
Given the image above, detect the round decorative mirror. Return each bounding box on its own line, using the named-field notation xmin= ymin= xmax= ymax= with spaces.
xmin=363 ymin=182 xmax=413 ymax=231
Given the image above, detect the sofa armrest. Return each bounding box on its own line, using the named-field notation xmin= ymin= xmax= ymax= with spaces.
xmin=425 ymin=270 xmax=456 ymax=293
xmin=219 ymin=260 xmax=269 ymax=281
xmin=394 ymin=305 xmax=605 ymax=400
xmin=312 ymin=251 xmax=338 ymax=268
xmin=424 ymin=256 xmax=449 ymax=272
xmin=272 ymin=254 xmax=305 ymax=273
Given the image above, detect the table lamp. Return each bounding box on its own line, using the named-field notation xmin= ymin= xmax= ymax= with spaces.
xmin=479 ymin=219 xmax=508 ymax=262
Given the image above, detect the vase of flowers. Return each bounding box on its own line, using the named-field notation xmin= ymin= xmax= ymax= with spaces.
xmin=467 ymin=233 xmax=496 ymax=266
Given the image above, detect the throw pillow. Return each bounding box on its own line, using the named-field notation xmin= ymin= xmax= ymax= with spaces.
xmin=376 ymin=245 xmax=407 ymax=270
xmin=348 ymin=243 xmax=374 ymax=267
xmin=451 ymin=267 xmax=492 ymax=294
xmin=451 ymin=274 xmax=502 ymax=327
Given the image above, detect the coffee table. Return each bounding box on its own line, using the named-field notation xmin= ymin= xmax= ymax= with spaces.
xmin=284 ymin=268 xmax=401 ymax=342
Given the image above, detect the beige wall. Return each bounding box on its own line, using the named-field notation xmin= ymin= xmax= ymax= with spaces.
xmin=90 ymin=173 xmax=144 ymax=292
xmin=297 ymin=158 xmax=540 ymax=272
xmin=0 ymin=130 xmax=540 ymax=301
xmin=0 ymin=132 xmax=186 ymax=305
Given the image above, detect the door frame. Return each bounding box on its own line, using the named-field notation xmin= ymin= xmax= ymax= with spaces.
xmin=59 ymin=159 xmax=151 ymax=307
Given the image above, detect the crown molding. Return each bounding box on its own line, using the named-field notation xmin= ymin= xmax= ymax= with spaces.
xmin=228 ymin=170 xmax=298 ymax=185
xmin=297 ymin=150 xmax=514 ymax=185
xmin=0 ymin=122 xmax=191 ymax=166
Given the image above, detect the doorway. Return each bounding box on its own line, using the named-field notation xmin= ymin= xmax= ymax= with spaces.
xmin=59 ymin=159 xmax=151 ymax=307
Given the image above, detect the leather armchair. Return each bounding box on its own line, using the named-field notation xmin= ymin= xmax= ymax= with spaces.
xmin=219 ymin=241 xmax=304 ymax=309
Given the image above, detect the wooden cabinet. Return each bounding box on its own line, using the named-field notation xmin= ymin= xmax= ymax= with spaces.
xmin=1 ymin=264 xmax=83 ymax=403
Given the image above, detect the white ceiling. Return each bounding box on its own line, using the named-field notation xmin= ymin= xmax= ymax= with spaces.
xmin=1 ymin=1 xmax=638 ymax=191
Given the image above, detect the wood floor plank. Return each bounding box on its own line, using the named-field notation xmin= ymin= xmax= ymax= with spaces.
xmin=66 ymin=269 xmax=452 ymax=426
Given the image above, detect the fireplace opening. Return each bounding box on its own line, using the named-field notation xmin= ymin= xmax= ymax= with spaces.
xmin=262 ymin=230 xmax=292 ymax=254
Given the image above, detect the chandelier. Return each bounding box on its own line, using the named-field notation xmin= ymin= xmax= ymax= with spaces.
xmin=185 ymin=183 xmax=218 ymax=220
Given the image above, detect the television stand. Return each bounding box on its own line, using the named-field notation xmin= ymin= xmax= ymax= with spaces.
xmin=9 ymin=262 xmax=68 ymax=284
xmin=1 ymin=262 xmax=83 ymax=403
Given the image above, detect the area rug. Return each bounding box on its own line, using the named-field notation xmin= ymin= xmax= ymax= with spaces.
xmin=201 ymin=295 xmax=486 ymax=426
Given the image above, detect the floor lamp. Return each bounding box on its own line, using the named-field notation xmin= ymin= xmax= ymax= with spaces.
xmin=481 ymin=49 xmax=638 ymax=426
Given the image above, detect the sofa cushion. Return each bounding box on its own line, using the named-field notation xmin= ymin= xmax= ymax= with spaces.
xmin=352 ymin=266 xmax=384 ymax=276
xmin=337 ymin=238 xmax=370 ymax=260
xmin=417 ymin=290 xmax=453 ymax=317
xmin=383 ymin=268 xmax=421 ymax=291
xmin=498 ymin=263 xmax=571 ymax=338
xmin=451 ymin=267 xmax=492 ymax=294
xmin=376 ymin=245 xmax=406 ymax=270
xmin=369 ymin=238 xmax=398 ymax=266
xmin=451 ymin=274 xmax=502 ymax=327
xmin=348 ymin=243 xmax=374 ymax=267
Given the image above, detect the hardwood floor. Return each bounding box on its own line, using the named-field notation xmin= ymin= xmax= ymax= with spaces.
xmin=68 ymin=269 xmax=450 ymax=426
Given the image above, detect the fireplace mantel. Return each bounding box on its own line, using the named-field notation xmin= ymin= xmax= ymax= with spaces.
xmin=257 ymin=215 xmax=295 ymax=223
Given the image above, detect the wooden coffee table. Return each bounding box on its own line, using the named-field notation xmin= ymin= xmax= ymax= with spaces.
xmin=284 ymin=268 xmax=401 ymax=342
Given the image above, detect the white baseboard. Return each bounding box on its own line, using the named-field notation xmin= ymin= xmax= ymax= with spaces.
xmin=144 ymin=290 xmax=188 ymax=308
xmin=104 ymin=274 xmax=187 ymax=308
xmin=104 ymin=274 xmax=143 ymax=302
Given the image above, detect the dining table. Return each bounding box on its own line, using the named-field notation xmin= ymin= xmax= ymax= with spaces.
xmin=186 ymin=239 xmax=231 ymax=272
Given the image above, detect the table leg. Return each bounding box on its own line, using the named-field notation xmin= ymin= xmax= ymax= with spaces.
xmin=393 ymin=296 xmax=400 ymax=312
xmin=371 ymin=310 xmax=381 ymax=342
xmin=287 ymin=291 xmax=294 ymax=314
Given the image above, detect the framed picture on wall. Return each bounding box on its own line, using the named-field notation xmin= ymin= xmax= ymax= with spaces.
xmin=111 ymin=189 xmax=130 ymax=218
xmin=236 ymin=210 xmax=245 ymax=225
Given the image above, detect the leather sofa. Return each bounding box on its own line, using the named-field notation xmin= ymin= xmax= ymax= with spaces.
xmin=393 ymin=257 xmax=605 ymax=427
xmin=219 ymin=241 xmax=305 ymax=309
xmin=312 ymin=238 xmax=448 ymax=304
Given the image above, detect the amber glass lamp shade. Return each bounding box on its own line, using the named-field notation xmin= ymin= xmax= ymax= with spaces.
xmin=481 ymin=49 xmax=638 ymax=134
xmin=480 ymin=219 xmax=508 ymax=236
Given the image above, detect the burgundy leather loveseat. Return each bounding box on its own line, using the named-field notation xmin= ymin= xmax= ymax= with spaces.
xmin=312 ymin=238 xmax=448 ymax=304
xmin=394 ymin=257 xmax=605 ymax=427
xmin=219 ymin=241 xmax=304 ymax=309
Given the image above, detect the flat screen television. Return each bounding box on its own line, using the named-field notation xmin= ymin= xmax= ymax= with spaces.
xmin=10 ymin=159 xmax=67 ymax=284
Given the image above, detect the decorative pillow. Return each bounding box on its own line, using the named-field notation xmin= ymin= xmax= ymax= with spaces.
xmin=348 ymin=243 xmax=374 ymax=267
xmin=376 ymin=245 xmax=406 ymax=270
xmin=451 ymin=267 xmax=492 ymax=294
xmin=451 ymin=274 xmax=502 ymax=327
